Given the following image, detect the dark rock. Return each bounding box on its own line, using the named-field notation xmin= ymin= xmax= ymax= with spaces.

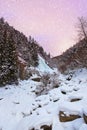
xmin=31 ymin=78 xmax=41 ymax=82
xmin=59 ymin=111 xmax=81 ymax=122
xmin=61 ymin=91 xmax=66 ymax=95
xmin=83 ymin=113 xmax=87 ymax=124
xmin=40 ymin=125 xmax=52 ymax=130
xmin=70 ymin=98 xmax=82 ymax=102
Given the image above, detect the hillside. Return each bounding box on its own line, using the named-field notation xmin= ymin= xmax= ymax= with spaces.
xmin=53 ymin=39 xmax=87 ymax=73
xmin=0 ymin=18 xmax=51 ymax=86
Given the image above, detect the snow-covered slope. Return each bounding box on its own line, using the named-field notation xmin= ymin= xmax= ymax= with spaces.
xmin=0 ymin=68 xmax=87 ymax=130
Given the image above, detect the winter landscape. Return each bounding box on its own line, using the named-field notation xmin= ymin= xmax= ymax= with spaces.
xmin=0 ymin=0 xmax=87 ymax=130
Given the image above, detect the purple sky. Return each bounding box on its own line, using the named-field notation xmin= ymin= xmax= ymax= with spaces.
xmin=0 ymin=0 xmax=87 ymax=56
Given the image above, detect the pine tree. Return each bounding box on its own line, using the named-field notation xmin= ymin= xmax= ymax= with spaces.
xmin=0 ymin=18 xmax=7 ymax=86
xmin=0 ymin=25 xmax=18 ymax=86
xmin=5 ymin=32 xmax=18 ymax=85
xmin=30 ymin=41 xmax=39 ymax=67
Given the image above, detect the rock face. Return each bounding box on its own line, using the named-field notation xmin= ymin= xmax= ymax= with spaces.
xmin=59 ymin=111 xmax=81 ymax=122
xmin=53 ymin=39 xmax=87 ymax=73
xmin=17 ymin=56 xmax=27 ymax=80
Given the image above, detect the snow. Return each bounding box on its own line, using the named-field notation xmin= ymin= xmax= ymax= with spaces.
xmin=16 ymin=114 xmax=53 ymax=130
xmin=79 ymin=124 xmax=87 ymax=130
xmin=62 ymin=118 xmax=84 ymax=130
xmin=36 ymin=55 xmax=57 ymax=74
xmin=52 ymin=115 xmax=64 ymax=130
xmin=0 ymin=64 xmax=87 ymax=130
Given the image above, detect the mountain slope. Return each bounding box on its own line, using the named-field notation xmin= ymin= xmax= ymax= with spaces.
xmin=0 ymin=18 xmax=52 ymax=86
xmin=53 ymin=39 xmax=87 ymax=73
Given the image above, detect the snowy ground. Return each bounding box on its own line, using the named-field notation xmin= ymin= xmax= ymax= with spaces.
xmin=0 ymin=67 xmax=87 ymax=130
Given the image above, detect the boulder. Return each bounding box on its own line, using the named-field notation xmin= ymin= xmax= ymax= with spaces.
xmin=59 ymin=111 xmax=81 ymax=122
xmin=31 ymin=77 xmax=41 ymax=82
xmin=70 ymin=98 xmax=82 ymax=102
xmin=83 ymin=108 xmax=87 ymax=124
xmin=40 ymin=125 xmax=52 ymax=130
xmin=83 ymin=114 xmax=87 ymax=124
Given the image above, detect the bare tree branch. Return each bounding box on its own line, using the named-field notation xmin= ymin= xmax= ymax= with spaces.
xmin=76 ymin=16 xmax=87 ymax=41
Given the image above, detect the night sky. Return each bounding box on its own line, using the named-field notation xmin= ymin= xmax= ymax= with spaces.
xmin=0 ymin=0 xmax=87 ymax=56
